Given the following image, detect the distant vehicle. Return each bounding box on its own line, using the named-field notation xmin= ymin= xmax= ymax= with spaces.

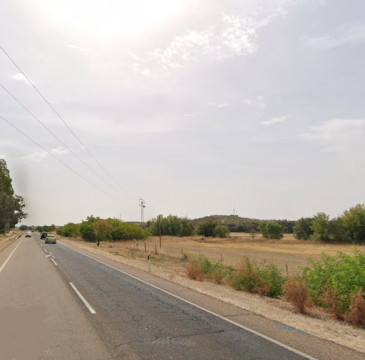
xmin=45 ymin=234 xmax=57 ymax=244
xmin=25 ymin=232 xmax=31 ymax=238
xmin=40 ymin=232 xmax=47 ymax=239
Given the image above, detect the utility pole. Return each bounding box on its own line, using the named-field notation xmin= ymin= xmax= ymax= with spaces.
xmin=139 ymin=198 xmax=146 ymax=227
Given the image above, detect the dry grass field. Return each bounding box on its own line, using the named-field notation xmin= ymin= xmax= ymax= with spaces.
xmin=92 ymin=233 xmax=365 ymax=276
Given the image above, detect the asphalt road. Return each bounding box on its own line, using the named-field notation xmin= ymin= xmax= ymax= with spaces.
xmin=0 ymin=234 xmax=363 ymax=359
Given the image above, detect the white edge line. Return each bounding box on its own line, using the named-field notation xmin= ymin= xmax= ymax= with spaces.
xmin=51 ymin=257 xmax=58 ymax=266
xmin=0 ymin=237 xmax=24 ymax=273
xmin=69 ymin=282 xmax=96 ymax=314
xmin=59 ymin=242 xmax=316 ymax=360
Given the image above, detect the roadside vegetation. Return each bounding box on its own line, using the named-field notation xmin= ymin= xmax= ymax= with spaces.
xmin=50 ymin=203 xmax=365 ymax=328
xmin=185 ymin=251 xmax=365 ymax=327
xmin=0 ymin=159 xmax=26 ymax=234
xmin=57 ymin=216 xmax=148 ymax=241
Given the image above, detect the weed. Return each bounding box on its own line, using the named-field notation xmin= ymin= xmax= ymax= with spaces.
xmin=283 ymin=276 xmax=309 ymax=314
xmin=346 ymin=288 xmax=365 ymax=327
xmin=321 ymin=287 xmax=347 ymax=320
xmin=185 ymin=254 xmax=230 ymax=283
xmin=210 ymin=261 xmax=225 ymax=284
xmin=186 ymin=261 xmax=204 ymax=281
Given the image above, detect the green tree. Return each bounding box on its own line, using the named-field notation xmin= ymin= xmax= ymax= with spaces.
xmin=107 ymin=218 xmax=147 ymax=240
xmin=213 ymin=224 xmax=229 ymax=238
xmin=195 ymin=221 xmax=217 ymax=237
xmin=311 ymin=212 xmax=330 ymax=242
xmin=179 ymin=218 xmax=194 ymax=236
xmin=260 ymin=222 xmax=283 ymax=239
xmin=57 ymin=223 xmax=80 ymax=237
xmin=328 ymin=217 xmax=345 ymax=243
xmin=341 ymin=204 xmax=365 ymax=244
xmin=147 ymin=215 xmax=194 ymax=237
xmin=0 ymin=159 xmax=27 ymax=233
xmin=95 ymin=219 xmax=112 ymax=243
xmin=293 ymin=217 xmax=313 ymax=240
xmin=79 ymin=216 xmax=98 ymax=241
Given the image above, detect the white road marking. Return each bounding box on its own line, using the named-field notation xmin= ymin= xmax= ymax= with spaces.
xmin=69 ymin=282 xmax=96 ymax=314
xmin=0 ymin=237 xmax=23 ymax=274
xmin=51 ymin=257 xmax=58 ymax=266
xmin=59 ymin=242 xmax=317 ymax=360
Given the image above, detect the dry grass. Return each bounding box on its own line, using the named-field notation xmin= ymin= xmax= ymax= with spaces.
xmin=186 ymin=262 xmax=204 ymax=281
xmin=347 ymin=289 xmax=365 ymax=327
xmin=143 ymin=234 xmax=365 ymax=275
xmin=62 ymin=234 xmax=365 ymax=279
xmin=283 ymin=276 xmax=309 ymax=314
xmin=321 ymin=288 xmax=345 ymax=320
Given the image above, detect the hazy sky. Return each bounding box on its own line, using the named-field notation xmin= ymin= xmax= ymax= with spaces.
xmin=1 ymin=0 xmax=364 ymax=225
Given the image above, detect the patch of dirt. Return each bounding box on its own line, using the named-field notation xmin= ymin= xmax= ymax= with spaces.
xmin=59 ymin=236 xmax=365 ymax=355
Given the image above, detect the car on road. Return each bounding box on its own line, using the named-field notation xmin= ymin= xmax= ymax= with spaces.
xmin=45 ymin=235 xmax=57 ymax=244
xmin=25 ymin=232 xmax=31 ymax=238
xmin=40 ymin=232 xmax=47 ymax=239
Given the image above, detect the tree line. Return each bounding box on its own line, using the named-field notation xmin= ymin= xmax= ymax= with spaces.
xmin=294 ymin=204 xmax=365 ymax=244
xmin=56 ymin=205 xmax=365 ymax=243
xmin=57 ymin=216 xmax=148 ymax=242
xmin=0 ymin=159 xmax=26 ymax=234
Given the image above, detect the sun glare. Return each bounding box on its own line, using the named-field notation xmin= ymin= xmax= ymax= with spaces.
xmin=40 ymin=0 xmax=184 ymax=38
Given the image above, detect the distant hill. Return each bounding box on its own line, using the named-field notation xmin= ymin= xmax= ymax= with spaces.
xmin=191 ymin=215 xmax=295 ymax=233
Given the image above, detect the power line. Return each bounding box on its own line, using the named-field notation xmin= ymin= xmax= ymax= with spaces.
xmin=0 ymin=81 xmax=117 ymax=190
xmin=0 ymin=113 xmax=125 ymax=205
xmin=0 ymin=44 xmax=130 ymax=197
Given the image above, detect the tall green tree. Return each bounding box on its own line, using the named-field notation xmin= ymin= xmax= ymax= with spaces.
xmin=259 ymin=222 xmax=283 ymax=239
xmin=148 ymin=215 xmax=194 ymax=237
xmin=311 ymin=212 xmax=330 ymax=242
xmin=0 ymin=159 xmax=26 ymax=233
xmin=293 ymin=217 xmax=313 ymax=240
xmin=341 ymin=204 xmax=365 ymax=244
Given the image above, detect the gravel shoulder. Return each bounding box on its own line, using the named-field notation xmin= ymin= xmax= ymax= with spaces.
xmin=58 ymin=237 xmax=365 ymax=355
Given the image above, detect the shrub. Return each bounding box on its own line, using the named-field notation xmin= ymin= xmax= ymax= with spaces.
xmin=185 ymin=254 xmax=230 ymax=283
xmin=229 ymin=256 xmax=284 ymax=297
xmin=210 ymin=261 xmax=225 ymax=284
xmin=283 ymin=276 xmax=309 ymax=314
xmin=347 ymin=288 xmax=365 ymax=327
xmin=303 ymin=251 xmax=365 ymax=315
xmin=186 ymin=260 xmax=204 ymax=281
xmin=321 ymin=287 xmax=347 ymax=320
